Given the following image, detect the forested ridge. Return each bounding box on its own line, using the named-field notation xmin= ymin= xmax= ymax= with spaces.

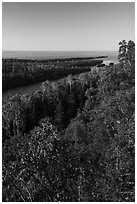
xmin=2 ymin=57 xmax=103 ymax=91
xmin=2 ymin=40 xmax=135 ymax=202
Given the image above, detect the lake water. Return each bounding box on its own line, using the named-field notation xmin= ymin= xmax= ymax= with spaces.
xmin=2 ymin=50 xmax=119 ymax=101
xmin=3 ymin=82 xmax=43 ymax=102
xmin=2 ymin=50 xmax=118 ymax=61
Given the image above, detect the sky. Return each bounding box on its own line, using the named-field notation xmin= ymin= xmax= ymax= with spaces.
xmin=2 ymin=2 xmax=135 ymax=51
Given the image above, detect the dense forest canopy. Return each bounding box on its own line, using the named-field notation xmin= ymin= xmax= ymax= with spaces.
xmin=2 ymin=57 xmax=103 ymax=91
xmin=2 ymin=40 xmax=135 ymax=202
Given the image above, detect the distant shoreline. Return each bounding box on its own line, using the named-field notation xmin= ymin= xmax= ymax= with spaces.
xmin=2 ymin=50 xmax=118 ymax=60
xmin=2 ymin=56 xmax=108 ymax=61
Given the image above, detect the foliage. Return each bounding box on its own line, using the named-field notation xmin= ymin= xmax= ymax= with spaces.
xmin=2 ymin=40 xmax=135 ymax=201
xmin=118 ymin=40 xmax=135 ymax=66
xmin=2 ymin=58 xmax=103 ymax=91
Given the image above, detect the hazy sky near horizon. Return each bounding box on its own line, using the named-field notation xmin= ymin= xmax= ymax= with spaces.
xmin=2 ymin=2 xmax=135 ymax=51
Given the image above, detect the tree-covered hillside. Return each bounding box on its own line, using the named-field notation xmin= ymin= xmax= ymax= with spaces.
xmin=2 ymin=40 xmax=135 ymax=202
xmin=2 ymin=57 xmax=103 ymax=91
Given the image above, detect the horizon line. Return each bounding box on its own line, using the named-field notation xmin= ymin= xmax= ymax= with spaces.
xmin=2 ymin=50 xmax=118 ymax=52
